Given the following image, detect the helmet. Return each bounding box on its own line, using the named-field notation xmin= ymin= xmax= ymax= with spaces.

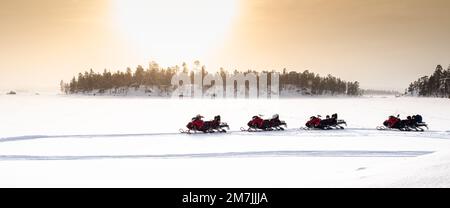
xmin=326 ymin=115 xmax=330 ymax=119
xmin=407 ymin=116 xmax=412 ymax=120
xmin=252 ymin=115 xmax=259 ymax=119
xmin=272 ymin=114 xmax=279 ymax=119
xmin=196 ymin=114 xmax=204 ymax=119
xmin=214 ymin=115 xmax=221 ymax=120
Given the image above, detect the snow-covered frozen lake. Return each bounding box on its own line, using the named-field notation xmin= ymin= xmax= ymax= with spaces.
xmin=1 ymin=94 xmax=450 ymax=187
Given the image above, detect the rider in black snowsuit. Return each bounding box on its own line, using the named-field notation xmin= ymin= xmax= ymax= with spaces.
xmin=270 ymin=114 xmax=282 ymax=127
xmin=319 ymin=114 xmax=338 ymax=128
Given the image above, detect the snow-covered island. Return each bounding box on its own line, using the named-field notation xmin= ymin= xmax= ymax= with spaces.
xmin=60 ymin=63 xmax=361 ymax=98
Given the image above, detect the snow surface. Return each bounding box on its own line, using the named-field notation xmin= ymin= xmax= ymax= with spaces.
xmin=0 ymin=94 xmax=450 ymax=187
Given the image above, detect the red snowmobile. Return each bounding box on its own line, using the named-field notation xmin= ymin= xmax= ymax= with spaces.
xmin=302 ymin=114 xmax=347 ymax=130
xmin=377 ymin=114 xmax=428 ymax=131
xmin=241 ymin=114 xmax=287 ymax=132
xmin=180 ymin=115 xmax=230 ymax=134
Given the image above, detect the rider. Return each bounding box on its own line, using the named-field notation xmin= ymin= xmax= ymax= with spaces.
xmin=405 ymin=116 xmax=414 ymax=126
xmin=270 ymin=114 xmax=282 ymax=126
xmin=209 ymin=115 xmax=221 ymax=128
xmin=331 ymin=113 xmax=338 ymax=123
xmin=322 ymin=115 xmax=332 ymax=126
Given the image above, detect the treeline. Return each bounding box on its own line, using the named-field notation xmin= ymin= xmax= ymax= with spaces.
xmin=280 ymin=69 xmax=360 ymax=95
xmin=61 ymin=61 xmax=361 ymax=96
xmin=61 ymin=61 xmax=177 ymax=94
xmin=407 ymin=65 xmax=450 ymax=98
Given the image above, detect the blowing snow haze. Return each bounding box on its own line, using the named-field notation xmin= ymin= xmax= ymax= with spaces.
xmin=1 ymin=0 xmax=450 ymax=92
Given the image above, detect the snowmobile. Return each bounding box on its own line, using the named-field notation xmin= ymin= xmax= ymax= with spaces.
xmin=301 ymin=113 xmax=347 ymax=130
xmin=180 ymin=115 xmax=230 ymax=134
xmin=240 ymin=114 xmax=287 ymax=132
xmin=377 ymin=114 xmax=428 ymax=132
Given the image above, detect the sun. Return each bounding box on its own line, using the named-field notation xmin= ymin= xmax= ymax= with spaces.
xmin=113 ymin=0 xmax=239 ymax=65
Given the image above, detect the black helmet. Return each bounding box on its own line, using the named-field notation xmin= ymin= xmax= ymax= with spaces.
xmin=214 ymin=115 xmax=221 ymax=120
xmin=407 ymin=116 xmax=412 ymax=120
xmin=252 ymin=115 xmax=259 ymax=119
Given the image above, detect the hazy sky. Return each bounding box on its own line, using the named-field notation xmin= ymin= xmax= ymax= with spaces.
xmin=1 ymin=0 xmax=450 ymax=91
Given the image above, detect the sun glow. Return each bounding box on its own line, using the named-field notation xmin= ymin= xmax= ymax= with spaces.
xmin=113 ymin=0 xmax=239 ymax=65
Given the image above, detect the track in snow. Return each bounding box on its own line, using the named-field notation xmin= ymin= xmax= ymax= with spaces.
xmin=1 ymin=128 xmax=450 ymax=143
xmin=0 ymin=150 xmax=434 ymax=161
